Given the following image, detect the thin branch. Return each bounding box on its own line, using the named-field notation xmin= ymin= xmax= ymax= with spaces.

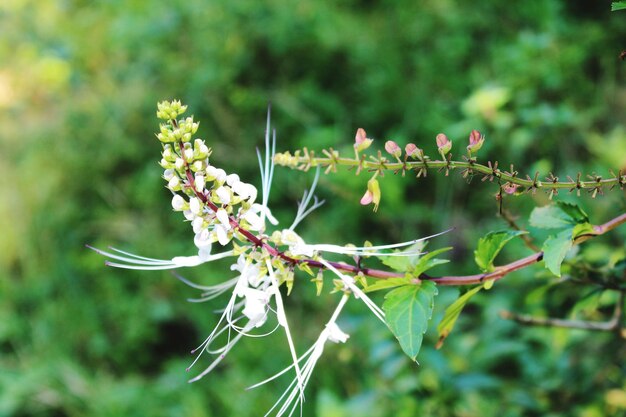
xmin=275 ymin=152 xmax=626 ymax=194
xmin=499 ymin=292 xmax=625 ymax=337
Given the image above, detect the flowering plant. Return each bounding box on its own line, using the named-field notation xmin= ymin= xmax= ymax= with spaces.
xmin=92 ymin=100 xmax=626 ymax=415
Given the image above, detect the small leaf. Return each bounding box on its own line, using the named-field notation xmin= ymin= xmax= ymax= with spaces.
xmin=383 ymin=281 xmax=438 ymax=362
xmin=410 ymin=247 xmax=452 ymax=276
xmin=436 ymin=285 xmax=482 ymax=349
xmin=365 ymin=277 xmax=412 ymax=293
xmin=474 ymin=230 xmax=527 ymax=272
xmin=542 ymin=228 xmax=574 ymax=276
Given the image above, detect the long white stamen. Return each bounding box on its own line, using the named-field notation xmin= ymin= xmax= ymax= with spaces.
xmin=251 ymin=294 xmax=350 ymax=417
xmin=289 ymin=167 xmax=325 ymax=231
xmin=89 ymin=246 xmax=235 ymax=270
xmin=265 ymin=258 xmax=305 ymax=407
xmin=319 ymin=259 xmax=385 ymax=323
xmin=293 ymin=229 xmax=451 ymax=257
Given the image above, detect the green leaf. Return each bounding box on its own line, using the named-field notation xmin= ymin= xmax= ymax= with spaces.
xmin=542 ymin=228 xmax=574 ymax=276
xmin=612 ymin=1 xmax=626 ymax=11
xmin=436 ymin=285 xmax=482 ymax=349
xmin=474 ymin=230 xmax=527 ymax=272
xmin=529 ymin=202 xmax=587 ymax=229
xmin=410 ymin=247 xmax=452 ymax=276
xmin=365 ymin=276 xmax=412 ymax=293
xmin=383 ymin=281 xmax=438 ymax=362
xmin=556 ymin=202 xmax=588 ymax=223
xmin=379 ymin=241 xmax=427 ymax=272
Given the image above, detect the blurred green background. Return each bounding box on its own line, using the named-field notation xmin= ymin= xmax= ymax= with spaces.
xmin=2 ymin=0 xmax=626 ymax=416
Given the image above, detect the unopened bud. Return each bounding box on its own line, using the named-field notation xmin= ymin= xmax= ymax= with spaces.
xmin=171 ymin=194 xmax=187 ymax=211
xmin=162 ymin=145 xmax=176 ymax=162
xmin=436 ymin=133 xmax=451 ymax=157
xmin=405 ymin=143 xmax=424 ymax=159
xmin=467 ymin=129 xmax=485 ymax=154
xmin=354 ymin=128 xmax=373 ymax=152
xmin=384 ymin=140 xmax=401 ymax=158
xmin=194 ymin=174 xmax=205 ymax=192
xmin=168 ymin=176 xmax=182 ymax=191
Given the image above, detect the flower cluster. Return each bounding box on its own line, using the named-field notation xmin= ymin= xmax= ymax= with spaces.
xmin=91 ymin=100 xmax=440 ymax=416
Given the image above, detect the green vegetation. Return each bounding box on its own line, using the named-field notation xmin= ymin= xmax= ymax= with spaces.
xmin=1 ymin=1 xmax=625 ymax=416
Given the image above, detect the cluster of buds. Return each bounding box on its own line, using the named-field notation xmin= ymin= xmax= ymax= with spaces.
xmin=155 ymin=100 xmax=273 ymax=255
xmin=355 ymin=129 xmax=485 ymax=210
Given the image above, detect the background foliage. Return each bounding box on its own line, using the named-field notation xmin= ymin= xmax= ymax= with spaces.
xmin=1 ymin=0 xmax=625 ymax=416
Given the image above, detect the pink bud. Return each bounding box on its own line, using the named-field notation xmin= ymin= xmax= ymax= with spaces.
xmin=354 ymin=128 xmax=373 ymax=152
xmin=467 ymin=129 xmax=485 ymax=154
xmin=355 ymin=128 xmax=367 ymax=145
xmin=405 ymin=143 xmax=424 ymax=159
xmin=503 ymin=183 xmax=519 ymax=194
xmin=384 ymin=140 xmax=401 ymax=158
xmin=436 ymin=133 xmax=451 ymax=156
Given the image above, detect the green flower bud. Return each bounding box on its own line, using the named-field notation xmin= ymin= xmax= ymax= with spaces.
xmin=168 ymin=176 xmax=182 ymax=191
xmin=162 ymin=144 xmax=177 ymax=162
xmin=191 ymin=160 xmax=205 ymax=172
xmin=159 ymin=158 xmax=175 ymax=169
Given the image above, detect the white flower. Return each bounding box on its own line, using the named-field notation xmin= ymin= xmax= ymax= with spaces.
xmin=163 ymin=169 xmax=175 ymax=181
xmin=195 ymin=174 xmax=206 ymax=192
xmin=189 ymin=197 xmax=202 ymax=215
xmin=326 ymin=322 xmax=349 ymax=343
xmin=251 ymin=203 xmax=279 ymax=226
xmin=175 ymin=157 xmax=184 ymax=170
xmin=215 ymin=186 xmax=231 ymax=205
xmin=183 ymin=210 xmax=195 ymax=221
xmin=215 ymin=225 xmax=229 ymax=246
xmin=231 ymin=254 xmax=265 ymax=288
xmin=242 ymin=287 xmax=271 ymax=326
xmin=242 ymin=209 xmax=264 ymax=231
xmin=171 ymin=194 xmax=186 ymax=211
xmin=226 ymin=173 xmax=240 ymax=186
xmin=232 ymin=181 xmax=257 ymax=202
xmin=168 ymin=176 xmax=181 ymax=191
xmin=215 ymin=208 xmax=231 ymax=229
xmin=206 ymin=165 xmax=226 ymax=183
xmin=192 ymin=216 xmax=204 ymax=234
xmin=280 ymin=229 xmax=314 ymax=257
xmin=194 ymin=229 xmax=212 ymax=249
xmin=183 ymin=147 xmax=194 ymax=162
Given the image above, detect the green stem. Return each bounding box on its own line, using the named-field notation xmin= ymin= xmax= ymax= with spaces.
xmin=275 ymin=152 xmax=626 ymax=193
